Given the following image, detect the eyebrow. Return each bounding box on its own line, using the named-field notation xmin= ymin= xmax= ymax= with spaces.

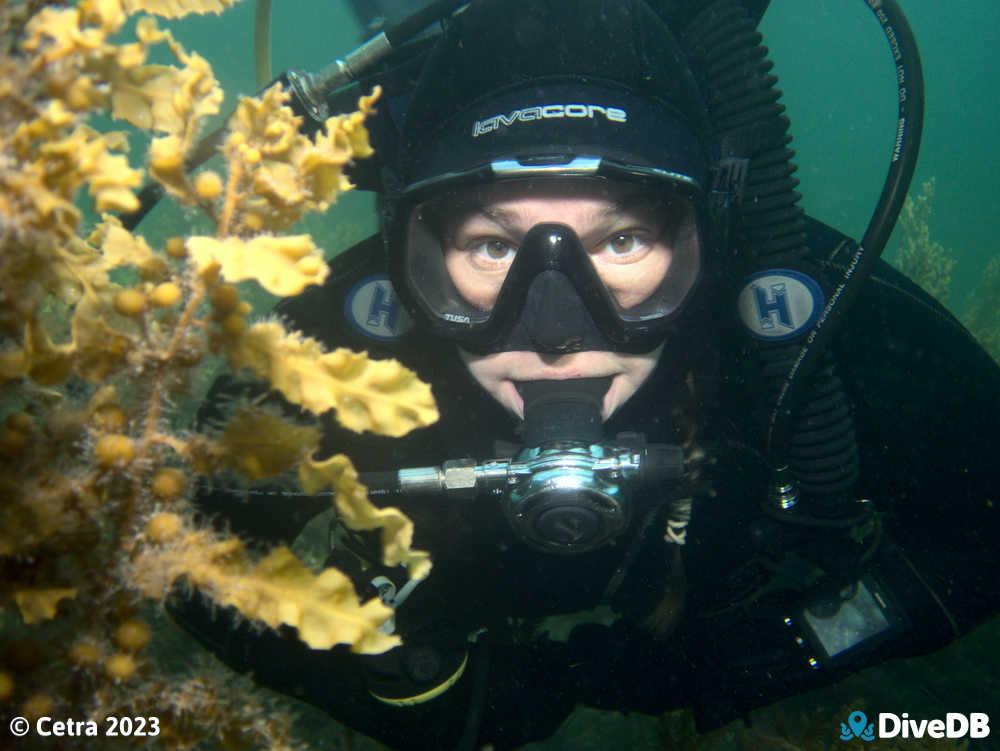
xmin=457 ymin=192 xmax=664 ymax=233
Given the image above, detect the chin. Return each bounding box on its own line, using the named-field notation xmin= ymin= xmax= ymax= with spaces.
xmin=458 ymin=345 xmax=663 ymax=421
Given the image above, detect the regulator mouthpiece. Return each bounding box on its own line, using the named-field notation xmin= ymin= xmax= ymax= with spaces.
xmin=517 ymin=378 xmax=607 ymax=445
xmin=508 ymin=378 xmax=621 ymax=553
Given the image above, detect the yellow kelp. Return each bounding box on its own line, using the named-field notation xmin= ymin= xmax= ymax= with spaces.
xmin=0 ymin=0 xmax=435 ymax=742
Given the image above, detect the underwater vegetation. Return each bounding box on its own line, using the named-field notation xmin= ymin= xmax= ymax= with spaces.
xmin=891 ymin=177 xmax=1000 ymax=362
xmin=893 ymin=177 xmax=956 ymax=307
xmin=0 ymin=0 xmax=436 ymax=746
xmin=959 ymin=255 xmax=1000 ymax=362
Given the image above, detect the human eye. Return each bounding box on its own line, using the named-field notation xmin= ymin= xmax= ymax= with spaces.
xmin=467 ymin=238 xmax=517 ymax=269
xmin=595 ymin=231 xmax=654 ymax=263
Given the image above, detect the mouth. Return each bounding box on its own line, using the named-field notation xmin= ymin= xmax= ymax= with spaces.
xmin=506 ymin=373 xmax=621 ymax=421
xmin=456 ymin=347 xmax=651 ymax=422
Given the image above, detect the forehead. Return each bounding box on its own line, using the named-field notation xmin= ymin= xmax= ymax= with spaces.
xmin=437 ymin=179 xmax=659 ymax=223
xmin=460 ymin=178 xmax=644 ymax=205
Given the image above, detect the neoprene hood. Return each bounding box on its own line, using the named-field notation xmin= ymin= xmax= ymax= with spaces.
xmin=395 ymin=0 xmax=713 ymax=189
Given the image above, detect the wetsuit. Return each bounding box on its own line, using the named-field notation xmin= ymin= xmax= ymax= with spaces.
xmin=172 ymin=217 xmax=1000 ymax=750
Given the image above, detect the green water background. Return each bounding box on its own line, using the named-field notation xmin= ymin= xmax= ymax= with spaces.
xmin=762 ymin=0 xmax=1000 ymax=312
xmin=134 ymin=1 xmax=999 ymax=748
xmin=149 ymin=0 xmax=1000 ymax=317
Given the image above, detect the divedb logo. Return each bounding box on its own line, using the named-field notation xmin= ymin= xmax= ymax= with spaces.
xmin=839 ymin=710 xmax=990 ymax=742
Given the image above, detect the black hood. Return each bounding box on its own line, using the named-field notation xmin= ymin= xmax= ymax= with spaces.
xmin=396 ymin=0 xmax=713 ymax=186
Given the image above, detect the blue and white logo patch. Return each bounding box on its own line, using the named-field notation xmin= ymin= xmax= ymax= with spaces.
xmin=737 ymin=269 xmax=825 ymax=341
xmin=344 ymin=275 xmax=414 ymax=341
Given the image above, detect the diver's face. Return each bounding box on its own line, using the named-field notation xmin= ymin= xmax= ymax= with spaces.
xmin=439 ymin=181 xmax=672 ymax=420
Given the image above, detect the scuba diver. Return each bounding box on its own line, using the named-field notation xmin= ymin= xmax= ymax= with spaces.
xmin=169 ymin=0 xmax=1000 ymax=748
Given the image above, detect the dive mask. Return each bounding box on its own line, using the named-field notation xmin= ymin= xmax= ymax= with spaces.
xmin=386 ymin=161 xmax=708 ymax=354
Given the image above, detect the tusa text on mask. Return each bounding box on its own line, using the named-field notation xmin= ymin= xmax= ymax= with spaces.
xmin=879 ymin=712 xmax=990 ymax=739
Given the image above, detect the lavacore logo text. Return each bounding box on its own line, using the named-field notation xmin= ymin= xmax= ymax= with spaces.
xmin=472 ymin=104 xmax=627 ymax=137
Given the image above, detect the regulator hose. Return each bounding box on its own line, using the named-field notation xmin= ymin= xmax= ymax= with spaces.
xmin=765 ymin=0 xmax=924 ymax=469
xmin=681 ymin=0 xmax=857 ymax=501
xmin=681 ymin=0 xmax=922 ymax=507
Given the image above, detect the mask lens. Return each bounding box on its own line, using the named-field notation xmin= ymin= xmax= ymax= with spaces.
xmin=405 ymin=200 xmax=494 ymax=326
xmin=401 ymin=179 xmax=704 ymax=338
xmin=595 ymin=194 xmax=701 ymax=321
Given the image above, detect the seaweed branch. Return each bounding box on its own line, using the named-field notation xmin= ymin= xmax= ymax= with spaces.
xmin=892 ymin=177 xmax=956 ymax=305
xmin=0 ymin=0 xmax=436 ymax=741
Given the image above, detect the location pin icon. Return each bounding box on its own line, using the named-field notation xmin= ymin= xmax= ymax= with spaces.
xmin=848 ymin=711 xmax=868 ymax=738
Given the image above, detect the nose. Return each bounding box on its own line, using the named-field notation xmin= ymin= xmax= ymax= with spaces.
xmin=521 ymin=270 xmax=598 ymax=353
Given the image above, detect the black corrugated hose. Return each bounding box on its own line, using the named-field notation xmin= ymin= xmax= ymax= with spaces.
xmin=763 ymin=0 xmax=924 ymax=483
xmin=680 ymin=0 xmax=923 ymax=509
